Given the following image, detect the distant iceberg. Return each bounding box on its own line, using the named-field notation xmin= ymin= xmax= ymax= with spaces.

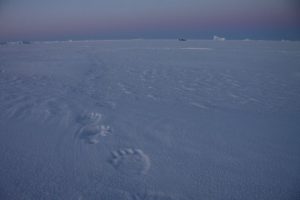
xmin=178 ymin=38 xmax=187 ymax=41
xmin=213 ymin=35 xmax=225 ymax=41
xmin=0 ymin=41 xmax=33 ymax=45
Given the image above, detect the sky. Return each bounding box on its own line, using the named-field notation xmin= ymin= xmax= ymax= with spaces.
xmin=0 ymin=0 xmax=299 ymax=41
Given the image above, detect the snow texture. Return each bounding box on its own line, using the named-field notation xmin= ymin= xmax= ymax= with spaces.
xmin=0 ymin=40 xmax=300 ymax=200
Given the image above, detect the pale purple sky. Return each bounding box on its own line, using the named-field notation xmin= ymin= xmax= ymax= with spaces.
xmin=0 ymin=0 xmax=299 ymax=41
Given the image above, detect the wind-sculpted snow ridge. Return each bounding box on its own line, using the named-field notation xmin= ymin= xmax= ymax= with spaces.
xmin=0 ymin=71 xmax=73 ymax=125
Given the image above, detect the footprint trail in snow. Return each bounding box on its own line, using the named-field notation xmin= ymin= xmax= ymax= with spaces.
xmin=76 ymin=112 xmax=111 ymax=144
xmin=109 ymin=148 xmax=151 ymax=175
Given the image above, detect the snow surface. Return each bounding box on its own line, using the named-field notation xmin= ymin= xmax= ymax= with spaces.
xmin=0 ymin=40 xmax=300 ymax=200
